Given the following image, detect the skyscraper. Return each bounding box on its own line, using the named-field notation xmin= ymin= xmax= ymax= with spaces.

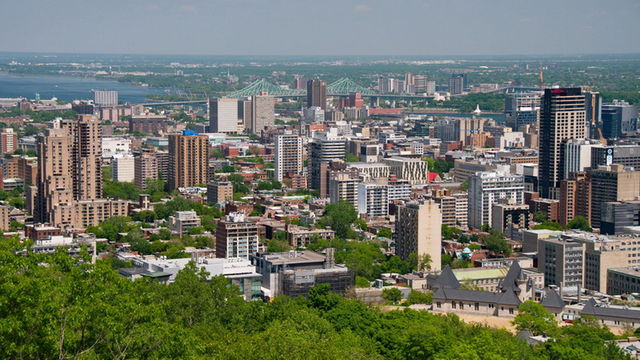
xmin=208 ymin=97 xmax=239 ymax=133
xmin=35 ymin=115 xmax=128 ymax=229
xmin=167 ymin=131 xmax=209 ymax=190
xmin=309 ymin=137 xmax=346 ymax=193
xmin=539 ymin=88 xmax=586 ymax=199
xmin=274 ymin=134 xmax=303 ymax=182
xmin=395 ymin=200 xmax=442 ymax=271
xmin=504 ymin=92 xmax=541 ymax=130
xmin=306 ymin=79 xmax=327 ymax=110
xmin=448 ymin=74 xmax=466 ymax=95
xmin=250 ymin=94 xmax=275 ymax=134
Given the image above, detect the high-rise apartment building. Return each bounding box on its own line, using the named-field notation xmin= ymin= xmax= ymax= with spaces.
xmin=448 ymin=74 xmax=466 ymax=95
xmin=112 ymin=155 xmax=135 ymax=182
xmin=562 ymin=138 xmax=599 ymax=180
xmin=216 ymin=212 xmax=259 ymax=259
xmin=309 ymin=137 xmax=346 ymax=194
xmin=589 ymin=165 xmax=640 ymax=229
xmin=134 ymin=150 xmax=157 ymax=189
xmin=601 ymin=101 xmax=638 ymax=138
xmin=92 ymin=90 xmax=118 ymax=106
xmin=0 ymin=128 xmax=18 ymax=155
xmin=395 ymin=200 xmax=442 ymax=271
xmin=468 ymin=171 xmax=525 ymax=229
xmin=274 ymin=134 xmax=303 ymax=182
xmin=357 ymin=183 xmax=388 ymax=218
xmin=539 ymin=88 xmax=587 ymax=199
xmin=559 ymin=172 xmax=591 ymax=227
xmin=328 ymin=171 xmax=360 ymax=208
xmin=167 ymin=131 xmax=209 ymax=190
xmin=35 ymin=115 xmax=128 ymax=229
xmin=249 ymin=94 xmax=275 ymax=134
xmin=306 ymin=79 xmax=327 ymax=110
xmin=208 ymin=97 xmax=239 ymax=133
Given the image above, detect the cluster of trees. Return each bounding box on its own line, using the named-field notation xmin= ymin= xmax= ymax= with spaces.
xmin=0 ymin=107 xmax=77 ymax=122
xmin=424 ymin=157 xmax=453 ymax=177
xmin=427 ymin=93 xmax=507 ymax=112
xmin=0 ymin=242 xmax=628 ymax=359
xmin=512 ymin=301 xmax=626 ymax=359
xmin=533 ymin=212 xmax=592 ymax=232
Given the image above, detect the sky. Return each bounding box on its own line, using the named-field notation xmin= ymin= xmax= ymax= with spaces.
xmin=1 ymin=0 xmax=639 ymax=56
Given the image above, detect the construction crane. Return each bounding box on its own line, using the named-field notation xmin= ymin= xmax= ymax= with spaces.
xmin=539 ymin=64 xmax=544 ymax=90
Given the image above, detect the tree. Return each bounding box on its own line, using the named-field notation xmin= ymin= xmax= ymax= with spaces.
xmin=319 ymin=200 xmax=358 ymax=238
xmin=382 ymin=288 xmax=403 ymax=304
xmin=484 ymin=232 xmax=512 ymax=256
xmin=377 ymin=227 xmax=392 ymax=238
xmin=345 ymin=153 xmax=359 ymax=162
xmin=534 ymin=221 xmax=564 ymax=231
xmin=533 ymin=211 xmax=548 ymax=223
xmin=442 ymin=224 xmax=462 ymax=240
xmin=567 ymin=215 xmax=592 ymax=232
xmin=355 ymin=276 xmax=370 ymax=288
xmin=405 ymin=290 xmax=433 ymax=305
xmin=512 ymin=300 xmax=557 ymax=336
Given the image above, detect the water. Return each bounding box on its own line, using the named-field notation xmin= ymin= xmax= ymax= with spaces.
xmin=0 ymin=72 xmax=162 ymax=104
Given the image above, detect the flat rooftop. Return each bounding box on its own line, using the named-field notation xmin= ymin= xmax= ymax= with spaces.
xmin=452 ymin=267 xmax=509 ymax=281
xmin=261 ymin=250 xmax=326 ymax=265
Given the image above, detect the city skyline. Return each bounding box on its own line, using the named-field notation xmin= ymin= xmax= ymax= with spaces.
xmin=1 ymin=0 xmax=639 ymax=56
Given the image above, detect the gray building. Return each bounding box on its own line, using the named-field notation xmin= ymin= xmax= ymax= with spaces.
xmin=251 ymin=249 xmax=353 ymax=299
xmin=591 ymin=145 xmax=640 ymax=169
xmin=504 ymin=92 xmax=541 ymax=130
xmin=601 ymin=101 xmax=638 ymax=139
xmin=600 ymin=201 xmax=640 ymax=235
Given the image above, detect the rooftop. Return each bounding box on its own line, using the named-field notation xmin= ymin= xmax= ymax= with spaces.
xmin=261 ymin=250 xmax=326 ymax=265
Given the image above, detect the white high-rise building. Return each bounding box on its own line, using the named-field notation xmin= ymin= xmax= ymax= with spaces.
xmin=209 ymin=97 xmax=239 ymax=133
xmin=468 ymin=171 xmax=525 ymax=229
xmin=562 ymin=138 xmax=600 ymax=180
xmin=250 ymin=95 xmax=275 ymax=134
xmin=357 ymin=183 xmax=388 ymax=218
xmin=274 ymin=134 xmax=303 ymax=182
xmin=92 ymin=90 xmax=118 ymax=106
xmin=112 ymin=155 xmax=135 ymax=182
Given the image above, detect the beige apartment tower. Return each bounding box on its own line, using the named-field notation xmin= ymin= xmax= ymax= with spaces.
xmin=395 ymin=200 xmax=442 ymax=271
xmin=35 ymin=115 xmax=102 ymax=224
xmin=168 ymin=133 xmax=209 ymax=190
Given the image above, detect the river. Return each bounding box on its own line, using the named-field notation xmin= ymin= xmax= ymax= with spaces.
xmin=0 ymin=72 xmax=162 ymax=104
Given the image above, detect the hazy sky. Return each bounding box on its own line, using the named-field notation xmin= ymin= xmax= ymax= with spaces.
xmin=1 ymin=0 xmax=639 ymax=56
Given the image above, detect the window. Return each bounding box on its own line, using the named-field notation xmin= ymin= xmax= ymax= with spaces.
xmin=509 ymin=308 xmax=514 ymax=315
xmin=474 ymin=302 xmax=479 ymax=311
xmin=436 ymin=302 xmax=441 ymax=309
xmin=452 ymin=301 xmax=456 ymax=309
xmin=459 ymin=302 xmax=464 ymax=309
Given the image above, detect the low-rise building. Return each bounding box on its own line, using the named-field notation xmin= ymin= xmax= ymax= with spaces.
xmin=168 ymin=211 xmax=201 ymax=235
xmin=285 ymin=225 xmax=335 ymax=248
